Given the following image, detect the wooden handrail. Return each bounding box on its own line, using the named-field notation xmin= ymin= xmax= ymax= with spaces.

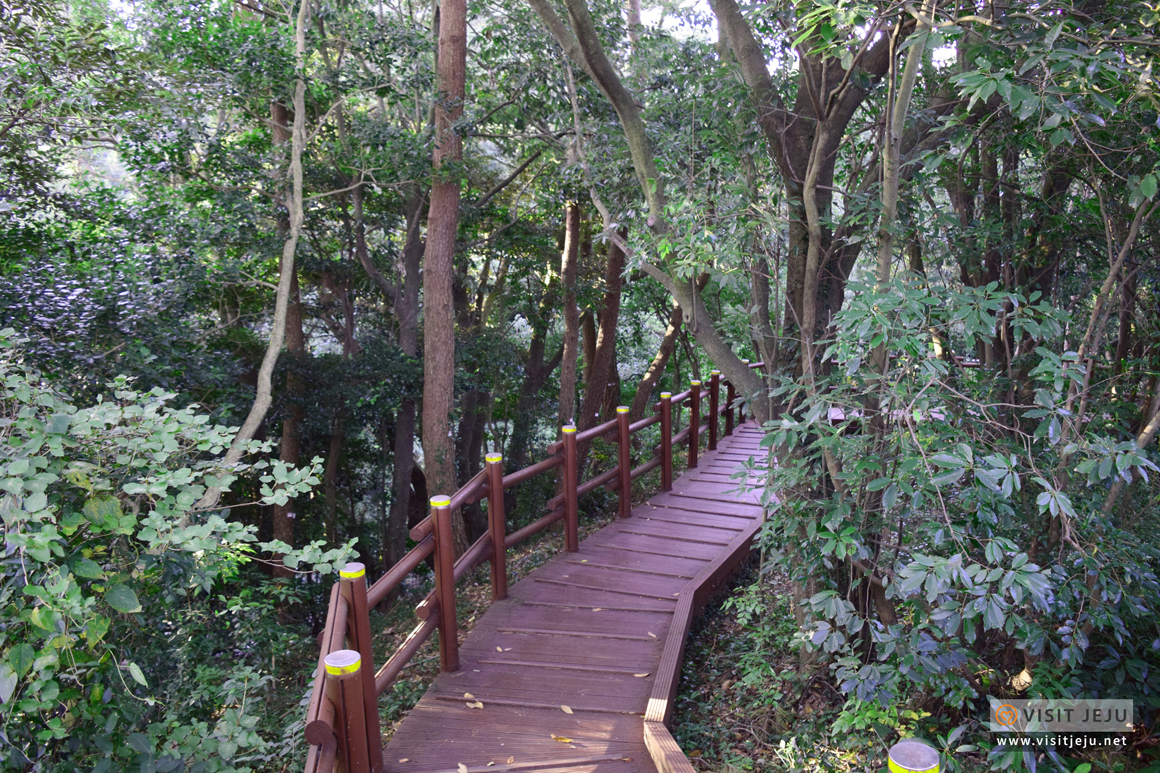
xmin=302 ymin=370 xmax=750 ymax=773
xmin=409 ymin=468 xmax=489 ymax=541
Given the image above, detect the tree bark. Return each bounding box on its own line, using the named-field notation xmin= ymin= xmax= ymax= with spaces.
xmin=422 ymin=0 xmax=468 ymax=554
xmin=576 ymin=238 xmax=626 ymax=469
xmin=508 ymin=277 xmax=564 ymax=469
xmin=628 ymin=298 xmax=683 ymax=422
xmin=388 ymin=190 xmax=426 ymax=575
xmin=558 ymin=201 xmax=582 ymax=428
xmin=193 ymin=0 xmax=310 ymax=515
xmin=271 ymin=270 xmax=305 ymax=576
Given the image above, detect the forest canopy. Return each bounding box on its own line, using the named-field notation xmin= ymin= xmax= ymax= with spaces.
xmin=1 ymin=0 xmax=1158 ymax=768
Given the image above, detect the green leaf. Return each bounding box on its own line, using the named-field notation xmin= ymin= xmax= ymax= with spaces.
xmin=127 ymin=662 xmax=148 ymax=687
xmin=1045 ymin=22 xmax=1063 ymax=48
xmin=10 ymin=644 xmax=34 ymax=678
xmin=128 ymin=732 xmax=152 ymax=753
xmin=0 ymin=665 xmax=16 ymax=705
xmin=105 ymin=583 xmax=141 ymax=614
xmin=73 ymin=557 xmax=104 ymax=579
xmin=84 ymin=496 xmax=122 ymax=526
xmin=932 ymin=454 xmax=968 ymax=468
xmin=86 ymin=616 xmax=111 ymax=647
xmin=1140 ymin=174 xmax=1158 ymax=201
xmin=932 ymin=468 xmax=966 ymax=486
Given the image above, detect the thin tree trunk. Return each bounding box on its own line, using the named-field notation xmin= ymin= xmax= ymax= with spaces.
xmin=576 ymin=238 xmax=626 ymax=470
xmin=193 ymin=0 xmax=311 ymax=515
xmin=422 ymin=0 xmax=468 ymax=554
xmin=558 ymin=201 xmax=582 ymax=428
xmin=628 ymin=298 xmax=683 ymax=422
xmin=272 ymin=271 xmax=305 ymax=576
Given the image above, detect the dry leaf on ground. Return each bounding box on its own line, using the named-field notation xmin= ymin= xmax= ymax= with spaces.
xmin=561 ymin=705 xmax=573 ymax=714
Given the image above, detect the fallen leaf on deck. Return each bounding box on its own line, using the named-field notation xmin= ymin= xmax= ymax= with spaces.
xmin=580 ymin=559 xmax=587 ymax=563
xmin=507 ymin=758 xmax=514 ymax=764
xmin=592 ymin=608 xmax=602 ymax=612
xmin=487 ymin=763 xmax=495 ymax=767
xmin=634 ymin=673 xmax=649 ymax=678
xmin=467 ymin=701 xmax=484 ymax=709
xmin=459 ymin=764 xmax=468 ymax=773
xmin=464 ymin=693 xmax=475 ymax=700
xmin=552 ymin=736 xmax=574 ymax=744
xmin=398 ymin=759 xmax=409 ymax=764
xmin=503 ymin=647 xmax=512 ymax=651
xmin=648 ymin=632 xmax=657 ymax=638
xmin=561 ymin=705 xmax=573 ymax=714
xmin=622 ymin=758 xmax=633 ymax=762
xmin=496 ymin=647 xmax=503 ymax=652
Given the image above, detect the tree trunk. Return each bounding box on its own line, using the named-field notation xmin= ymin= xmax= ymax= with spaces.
xmin=193 ymin=0 xmax=311 ymax=515
xmin=557 ymin=200 xmax=582 ymax=428
xmin=422 ymin=0 xmax=468 ymax=555
xmin=387 ymin=189 xmax=426 ymax=572
xmin=271 ymin=270 xmax=305 ymax=577
xmin=576 ymin=238 xmax=626 ymax=470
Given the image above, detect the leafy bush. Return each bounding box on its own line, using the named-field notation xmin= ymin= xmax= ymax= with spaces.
xmin=0 ymin=329 xmax=352 ymax=771
xmin=760 ymin=276 xmax=1160 ymax=748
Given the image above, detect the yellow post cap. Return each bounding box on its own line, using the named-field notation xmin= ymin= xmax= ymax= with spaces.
xmin=431 ymin=495 xmax=451 ymax=507
xmin=485 ymin=453 xmax=502 ymax=463
xmin=324 ymin=649 xmax=361 ymax=676
xmin=691 ymin=380 xmax=702 ymax=386
xmin=742 ymin=359 xmax=750 ymax=363
xmin=617 ymin=406 xmax=629 ymax=413
xmin=711 ymin=370 xmax=720 ymax=375
xmin=562 ymin=425 xmax=577 ymax=434
xmin=339 ymin=562 xmax=365 ymax=579
xmin=888 ymin=741 xmax=939 ymax=773
xmin=661 ymin=392 xmax=671 ymax=398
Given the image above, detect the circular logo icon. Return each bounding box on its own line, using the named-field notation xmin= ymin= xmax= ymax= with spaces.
xmin=995 ymin=704 xmax=1020 ymax=728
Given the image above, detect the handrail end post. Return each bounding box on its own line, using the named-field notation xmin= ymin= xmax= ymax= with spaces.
xmin=562 ymin=426 xmax=579 ymax=552
xmin=430 ymin=496 xmax=460 ymax=672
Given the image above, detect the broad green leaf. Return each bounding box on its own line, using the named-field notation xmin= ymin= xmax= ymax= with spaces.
xmin=9 ymin=644 xmax=34 ymax=678
xmin=105 ymin=583 xmax=141 ymax=614
xmin=73 ymin=557 xmax=104 ymax=579
xmin=127 ymin=662 xmax=148 ymax=687
xmin=86 ymin=616 xmax=110 ymax=647
xmin=0 ymin=665 xmax=16 ymax=705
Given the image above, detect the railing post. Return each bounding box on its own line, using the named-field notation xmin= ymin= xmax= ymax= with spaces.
xmin=740 ymin=360 xmax=750 ymax=423
xmin=562 ymin=425 xmax=579 ymax=552
xmin=660 ymin=392 xmax=673 ymax=492
xmin=725 ymin=378 xmax=735 ymax=437
xmin=688 ymin=380 xmax=701 ymax=469
xmin=339 ymin=564 xmax=383 ymax=773
xmin=616 ymin=406 xmax=631 ymax=518
xmin=324 ymin=650 xmax=372 ymax=773
xmin=485 ymin=453 xmax=507 ymax=601
xmin=430 ymin=496 xmax=459 ymax=672
xmin=708 ymin=371 xmax=720 ymax=451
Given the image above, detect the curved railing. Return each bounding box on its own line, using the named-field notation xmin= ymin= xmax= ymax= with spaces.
xmin=302 ymin=365 xmax=763 ymax=773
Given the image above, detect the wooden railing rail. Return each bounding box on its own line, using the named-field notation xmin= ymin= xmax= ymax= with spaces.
xmin=302 ymin=369 xmax=755 ymax=773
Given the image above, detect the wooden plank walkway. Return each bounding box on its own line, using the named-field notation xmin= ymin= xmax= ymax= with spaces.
xmin=383 ymin=423 xmax=767 ymax=773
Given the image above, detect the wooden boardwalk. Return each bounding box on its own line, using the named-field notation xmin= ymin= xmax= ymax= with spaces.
xmin=383 ymin=423 xmax=767 ymax=773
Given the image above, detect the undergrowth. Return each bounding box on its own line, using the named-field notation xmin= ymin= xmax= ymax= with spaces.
xmin=672 ymin=563 xmax=994 ymax=773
